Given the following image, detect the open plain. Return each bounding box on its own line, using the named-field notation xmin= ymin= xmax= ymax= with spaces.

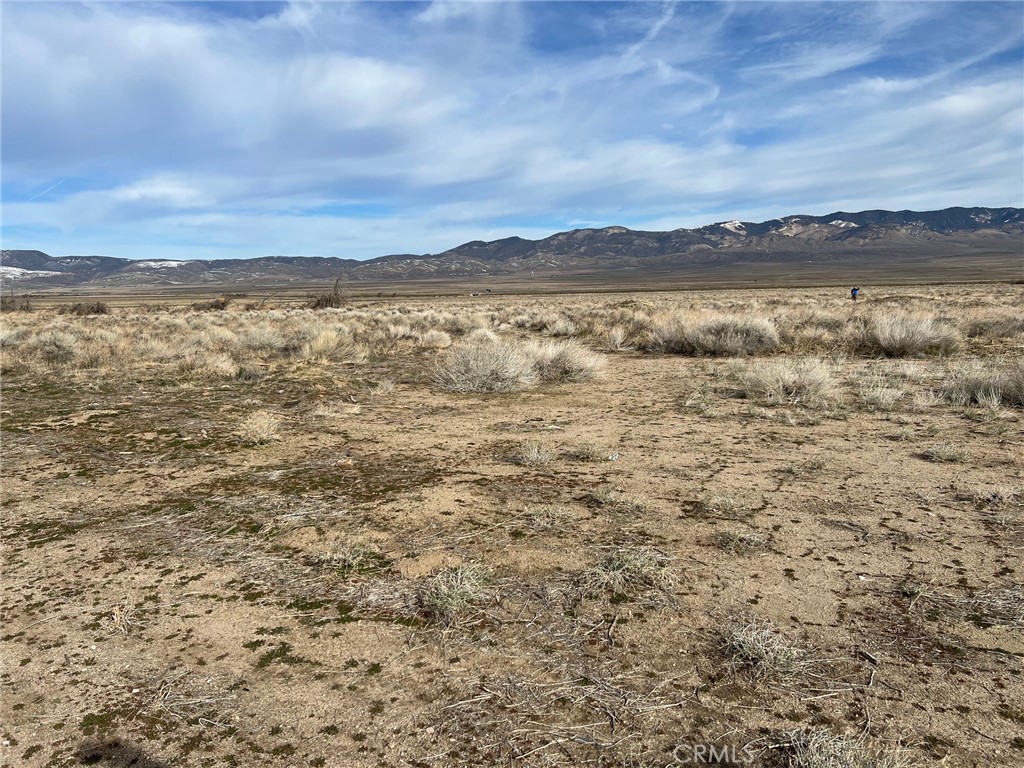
xmin=2 ymin=283 xmax=1023 ymax=768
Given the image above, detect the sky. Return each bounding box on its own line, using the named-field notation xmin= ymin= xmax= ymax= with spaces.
xmin=2 ymin=1 xmax=1022 ymax=261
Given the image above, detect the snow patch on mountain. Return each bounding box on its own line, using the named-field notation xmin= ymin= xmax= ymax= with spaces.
xmin=132 ymin=261 xmax=188 ymax=269
xmin=0 ymin=266 xmax=62 ymax=279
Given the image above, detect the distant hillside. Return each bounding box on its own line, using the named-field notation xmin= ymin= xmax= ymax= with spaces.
xmin=3 ymin=206 xmax=1021 ymax=288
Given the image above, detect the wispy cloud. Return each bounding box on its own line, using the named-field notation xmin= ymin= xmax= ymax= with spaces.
xmin=2 ymin=0 xmax=1021 ymax=260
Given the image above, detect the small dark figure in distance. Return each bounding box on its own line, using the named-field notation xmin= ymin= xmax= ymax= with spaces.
xmin=851 ymin=286 xmax=860 ymax=302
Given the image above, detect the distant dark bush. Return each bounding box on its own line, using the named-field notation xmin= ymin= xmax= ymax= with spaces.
xmin=190 ymin=296 xmax=231 ymax=311
xmin=59 ymin=301 xmax=110 ymax=316
xmin=0 ymin=292 xmax=34 ymax=312
xmin=308 ymin=278 xmax=349 ymax=309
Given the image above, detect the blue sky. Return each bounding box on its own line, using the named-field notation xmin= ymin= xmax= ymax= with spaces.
xmin=2 ymin=1 xmax=1022 ymax=260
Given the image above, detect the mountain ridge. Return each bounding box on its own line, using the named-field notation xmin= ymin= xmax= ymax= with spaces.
xmin=3 ymin=206 xmax=1021 ymax=288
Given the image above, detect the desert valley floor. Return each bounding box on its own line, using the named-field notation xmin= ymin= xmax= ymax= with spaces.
xmin=1 ymin=283 xmax=1022 ymax=767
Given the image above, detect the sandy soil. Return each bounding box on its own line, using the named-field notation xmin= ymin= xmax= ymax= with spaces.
xmin=2 ymin=285 xmax=1022 ymax=767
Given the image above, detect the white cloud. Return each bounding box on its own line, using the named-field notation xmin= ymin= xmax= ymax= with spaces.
xmin=1 ymin=1 xmax=1021 ymax=260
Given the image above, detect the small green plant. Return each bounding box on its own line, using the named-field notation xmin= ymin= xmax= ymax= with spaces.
xmin=306 ymin=544 xmax=390 ymax=578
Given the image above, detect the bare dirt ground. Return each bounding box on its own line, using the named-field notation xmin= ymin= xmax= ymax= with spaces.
xmin=2 ymin=284 xmax=1022 ymax=767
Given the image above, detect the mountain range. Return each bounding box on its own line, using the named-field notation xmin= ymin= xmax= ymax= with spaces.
xmin=2 ymin=206 xmax=1021 ymax=289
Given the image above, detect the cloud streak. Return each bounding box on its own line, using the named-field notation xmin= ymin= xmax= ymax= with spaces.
xmin=2 ymin=1 xmax=1021 ymax=260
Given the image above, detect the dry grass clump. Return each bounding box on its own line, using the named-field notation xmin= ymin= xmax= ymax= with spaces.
xmin=465 ymin=327 xmax=500 ymax=344
xmin=724 ymin=619 xmax=807 ymax=680
xmin=299 ymin=328 xmax=367 ymax=363
xmin=782 ymin=729 xmax=917 ymax=768
xmin=857 ymin=375 xmax=905 ymax=411
xmin=433 ymin=338 xmax=537 ymax=393
xmin=854 ymin=312 xmax=961 ymax=357
xmin=964 ymin=312 xmax=1024 ymax=339
xmin=368 ymin=378 xmax=396 ymax=397
xmin=578 ymin=547 xmax=671 ymax=597
xmin=418 ymin=329 xmax=452 ymax=349
xmin=650 ymin=313 xmax=779 ymax=356
xmin=541 ymin=316 xmax=579 ymax=337
xmin=178 ymin=350 xmax=238 ymax=379
xmin=23 ymin=329 xmax=79 ymax=367
xmin=920 ymin=442 xmax=967 ymax=463
xmin=101 ymin=598 xmax=141 ymax=637
xmin=433 ymin=337 xmax=604 ymax=393
xmin=526 ymin=339 xmax=605 ymax=383
xmin=711 ymin=530 xmax=772 ymax=555
xmin=963 ymin=485 xmax=1021 ymax=510
xmin=941 ymin=359 xmax=1024 ymax=408
xmin=694 ymin=493 xmax=747 ymax=519
xmin=605 ymin=326 xmax=634 ymax=351
xmin=240 ymin=324 xmax=289 ymax=353
xmin=564 ymin=442 xmax=611 ymax=462
xmin=583 ymin=487 xmax=644 ymax=514
xmin=730 ymin=358 xmax=837 ymax=406
xmin=522 ymin=504 xmax=574 ymax=531
xmin=968 ymin=584 xmax=1024 ymax=629
xmin=511 ymin=440 xmax=555 ymax=466
xmin=418 ymin=565 xmax=491 ymax=625
xmin=237 ymin=410 xmax=282 ymax=445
